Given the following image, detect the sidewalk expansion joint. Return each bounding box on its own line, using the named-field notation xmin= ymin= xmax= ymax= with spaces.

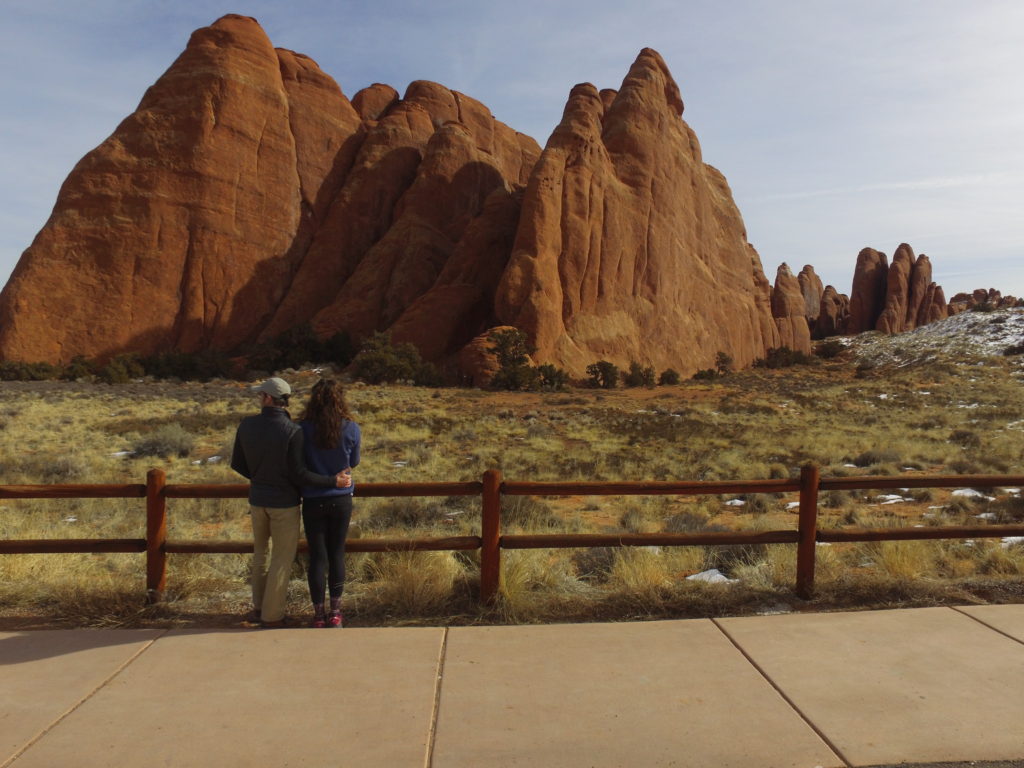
xmin=951 ymin=606 xmax=1024 ymax=648
xmin=423 ymin=626 xmax=449 ymax=768
xmin=1 ymin=629 xmax=168 ymax=768
xmin=710 ymin=618 xmax=852 ymax=768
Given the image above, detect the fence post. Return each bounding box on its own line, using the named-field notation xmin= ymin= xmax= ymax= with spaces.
xmin=480 ymin=469 xmax=502 ymax=605
xmin=796 ymin=463 xmax=820 ymax=599
xmin=146 ymin=468 xmax=167 ymax=603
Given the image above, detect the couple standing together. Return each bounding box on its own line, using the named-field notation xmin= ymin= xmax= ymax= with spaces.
xmin=230 ymin=377 xmax=361 ymax=628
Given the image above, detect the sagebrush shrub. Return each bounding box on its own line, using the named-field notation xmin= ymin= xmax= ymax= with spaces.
xmin=132 ymin=424 xmax=195 ymax=458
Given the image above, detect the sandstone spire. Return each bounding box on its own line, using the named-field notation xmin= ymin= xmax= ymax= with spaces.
xmin=494 ymin=48 xmax=782 ymax=375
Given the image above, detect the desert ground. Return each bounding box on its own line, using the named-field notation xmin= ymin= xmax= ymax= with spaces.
xmin=2 ymin=311 xmax=1024 ymax=628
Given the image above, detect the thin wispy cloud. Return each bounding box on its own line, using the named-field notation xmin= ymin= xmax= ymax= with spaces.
xmin=754 ymin=173 xmax=1014 ymax=203
xmin=1 ymin=0 xmax=1022 ymax=298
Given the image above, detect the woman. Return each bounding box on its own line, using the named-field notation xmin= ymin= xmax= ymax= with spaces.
xmin=299 ymin=379 xmax=361 ymax=628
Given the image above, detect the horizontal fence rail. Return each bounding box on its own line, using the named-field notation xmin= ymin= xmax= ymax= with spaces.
xmin=2 ymin=467 xmax=1024 ymax=604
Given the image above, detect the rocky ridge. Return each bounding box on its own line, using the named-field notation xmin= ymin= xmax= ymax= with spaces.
xmin=0 ymin=15 xmax=979 ymax=379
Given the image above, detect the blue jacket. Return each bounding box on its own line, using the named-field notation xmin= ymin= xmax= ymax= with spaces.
xmin=300 ymin=419 xmax=361 ymax=498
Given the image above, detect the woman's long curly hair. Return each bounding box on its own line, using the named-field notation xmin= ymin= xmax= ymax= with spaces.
xmin=300 ymin=379 xmax=354 ymax=450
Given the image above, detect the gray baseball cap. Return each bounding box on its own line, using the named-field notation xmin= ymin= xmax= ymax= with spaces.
xmin=252 ymin=377 xmax=291 ymax=398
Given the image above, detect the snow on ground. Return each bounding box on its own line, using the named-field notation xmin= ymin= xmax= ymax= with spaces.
xmin=845 ymin=307 xmax=1024 ymax=367
xmin=686 ymin=568 xmax=736 ymax=584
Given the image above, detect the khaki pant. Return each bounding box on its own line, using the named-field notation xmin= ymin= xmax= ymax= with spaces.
xmin=250 ymin=505 xmax=301 ymax=623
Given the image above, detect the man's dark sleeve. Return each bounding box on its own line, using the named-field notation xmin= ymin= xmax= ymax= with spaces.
xmin=287 ymin=430 xmax=336 ymax=488
xmin=230 ymin=427 xmax=250 ymax=479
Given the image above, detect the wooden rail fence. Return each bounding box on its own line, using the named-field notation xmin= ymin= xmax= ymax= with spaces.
xmin=2 ymin=466 xmax=1024 ymax=605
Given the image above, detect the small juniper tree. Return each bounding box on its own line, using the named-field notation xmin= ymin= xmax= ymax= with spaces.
xmin=586 ymin=360 xmax=619 ymax=389
xmin=715 ymin=351 xmax=733 ymax=375
xmin=488 ymin=328 xmax=539 ymax=390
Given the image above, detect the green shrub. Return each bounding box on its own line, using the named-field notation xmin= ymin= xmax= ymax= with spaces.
xmin=586 ymin=360 xmax=619 ymax=389
xmin=622 ymin=361 xmax=656 ymax=388
xmin=62 ymin=355 xmax=97 ymax=380
xmin=536 ymin=364 xmax=569 ymax=392
xmin=816 ymin=340 xmax=845 ymax=359
xmin=140 ymin=350 xmax=234 ymax=381
xmin=348 ymin=332 xmax=439 ymax=386
xmin=132 ymin=424 xmax=195 ymax=458
xmin=692 ymin=368 xmax=718 ymax=381
xmin=949 ymin=429 xmax=982 ymax=448
xmin=754 ymin=347 xmax=813 ymax=369
xmin=658 ymin=368 xmax=680 ymax=386
xmin=0 ymin=360 xmax=61 ymax=381
xmin=715 ymin=351 xmax=733 ymax=374
xmin=98 ymin=354 xmax=145 ymax=384
xmin=245 ymin=323 xmax=355 ymax=373
xmin=853 ymin=449 xmax=901 ymax=467
xmin=489 ymin=328 xmax=539 ymax=391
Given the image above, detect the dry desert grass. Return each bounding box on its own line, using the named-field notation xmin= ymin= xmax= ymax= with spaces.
xmin=2 ymin=338 xmax=1024 ymax=628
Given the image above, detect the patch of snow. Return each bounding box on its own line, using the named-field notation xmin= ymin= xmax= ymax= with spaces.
xmin=975 ymin=512 xmax=996 ymax=520
xmin=1001 ymin=537 xmax=1024 ymax=548
xmin=110 ymin=451 xmax=135 ymax=458
xmin=878 ymin=393 xmax=889 ymax=400
xmin=844 ymin=463 xmax=858 ymax=468
xmin=392 ymin=461 xmax=408 ymax=468
xmin=786 ymin=501 xmax=800 ymax=509
xmin=724 ymin=499 xmax=745 ymax=507
xmin=63 ymin=517 xmax=77 ymax=523
xmin=952 ymin=489 xmax=995 ymax=500
xmin=686 ymin=568 xmax=737 ymax=584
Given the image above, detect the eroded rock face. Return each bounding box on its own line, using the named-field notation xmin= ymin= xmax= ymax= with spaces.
xmin=0 ymin=14 xmax=332 ymax=363
xmin=876 ymin=244 xmax=916 ymax=334
xmin=845 ymin=248 xmax=889 ymax=334
xmin=0 ymin=20 xmax=840 ymax=377
xmin=493 ymin=49 xmax=782 ymax=375
xmin=771 ymin=264 xmax=812 ymax=354
xmin=797 ymin=265 xmax=824 ymax=322
xmin=875 ymin=245 xmax=948 ymax=333
xmin=0 ymin=15 xmax=540 ymax=366
xmin=840 ymin=243 xmax=952 ymax=334
xmin=815 ymin=286 xmax=849 ymax=339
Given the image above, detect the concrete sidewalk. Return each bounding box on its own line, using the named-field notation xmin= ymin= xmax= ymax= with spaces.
xmin=1 ymin=606 xmax=1022 ymax=768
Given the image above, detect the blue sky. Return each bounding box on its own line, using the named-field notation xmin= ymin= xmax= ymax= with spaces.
xmin=2 ymin=0 xmax=1023 ymax=299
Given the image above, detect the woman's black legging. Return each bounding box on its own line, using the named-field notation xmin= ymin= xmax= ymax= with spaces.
xmin=302 ymin=495 xmax=353 ymax=604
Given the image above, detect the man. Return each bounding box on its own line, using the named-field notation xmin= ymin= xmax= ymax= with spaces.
xmin=231 ymin=377 xmax=349 ymax=628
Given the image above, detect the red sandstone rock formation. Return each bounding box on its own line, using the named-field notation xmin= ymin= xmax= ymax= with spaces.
xmin=493 ymin=49 xmax=782 ymax=375
xmin=797 ymin=265 xmax=824 ymax=323
xmin=948 ymin=288 xmax=1021 ymax=314
xmin=875 ymin=245 xmax=948 ymax=333
xmin=2 ymin=18 xmax=895 ymax=376
xmin=838 ymin=243 xmax=954 ymax=334
xmin=876 ymin=244 xmax=916 ymax=334
xmin=0 ymin=15 xmax=362 ymax=363
xmin=771 ymin=264 xmax=812 ymax=353
xmin=845 ymin=248 xmax=889 ymax=334
xmin=0 ymin=15 xmax=540 ymax=366
xmin=815 ymin=286 xmax=849 ymax=339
